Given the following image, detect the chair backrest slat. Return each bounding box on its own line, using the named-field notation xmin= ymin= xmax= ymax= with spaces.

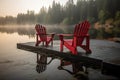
xmin=35 ymin=24 xmax=47 ymax=41
xmin=73 ymin=20 xmax=90 ymax=46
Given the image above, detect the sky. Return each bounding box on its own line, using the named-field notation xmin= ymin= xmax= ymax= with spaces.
xmin=0 ymin=0 xmax=77 ymax=17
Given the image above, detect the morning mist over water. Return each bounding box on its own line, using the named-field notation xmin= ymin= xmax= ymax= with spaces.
xmin=0 ymin=24 xmax=74 ymax=39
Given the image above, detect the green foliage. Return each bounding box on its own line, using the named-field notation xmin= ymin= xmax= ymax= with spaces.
xmin=96 ymin=26 xmax=115 ymax=39
xmin=89 ymin=27 xmax=98 ymax=39
xmin=0 ymin=16 xmax=16 ymax=24
xmin=98 ymin=10 xmax=111 ymax=24
xmin=36 ymin=7 xmax=47 ymax=24
xmin=113 ymin=11 xmax=120 ymax=37
xmin=115 ymin=11 xmax=120 ymax=20
xmin=61 ymin=18 xmax=69 ymax=25
xmin=113 ymin=26 xmax=120 ymax=37
xmin=97 ymin=27 xmax=106 ymax=39
xmin=114 ymin=20 xmax=120 ymax=27
xmin=87 ymin=17 xmax=96 ymax=24
xmin=46 ymin=1 xmax=64 ymax=24
xmin=17 ymin=10 xmax=35 ymax=24
xmin=114 ymin=11 xmax=120 ymax=27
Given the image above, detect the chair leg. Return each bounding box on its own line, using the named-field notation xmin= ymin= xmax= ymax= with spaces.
xmin=60 ymin=41 xmax=63 ymax=52
xmin=36 ymin=34 xmax=42 ymax=46
xmin=36 ymin=34 xmax=39 ymax=46
xmin=51 ymin=40 xmax=53 ymax=46
xmin=36 ymin=41 xmax=41 ymax=46
xmin=86 ymin=49 xmax=92 ymax=53
xmin=86 ymin=36 xmax=91 ymax=53
xmin=80 ymin=37 xmax=91 ymax=53
xmin=72 ymin=48 xmax=77 ymax=55
xmin=35 ymin=42 xmax=38 ymax=46
xmin=45 ymin=42 xmax=48 ymax=47
xmin=58 ymin=60 xmax=64 ymax=70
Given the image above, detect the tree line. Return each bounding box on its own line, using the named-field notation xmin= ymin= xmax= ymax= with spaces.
xmin=0 ymin=0 xmax=120 ymax=25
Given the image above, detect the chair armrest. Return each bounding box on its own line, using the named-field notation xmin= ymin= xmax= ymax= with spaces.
xmin=46 ymin=33 xmax=55 ymax=38
xmin=74 ymin=34 xmax=90 ymax=37
xmin=58 ymin=34 xmax=73 ymax=41
xmin=36 ymin=33 xmax=46 ymax=35
xmin=36 ymin=33 xmax=55 ymax=35
xmin=46 ymin=33 xmax=55 ymax=35
xmin=58 ymin=34 xmax=73 ymax=37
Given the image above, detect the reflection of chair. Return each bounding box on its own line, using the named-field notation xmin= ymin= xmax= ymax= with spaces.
xmin=36 ymin=54 xmax=47 ymax=73
xmin=58 ymin=61 xmax=88 ymax=80
xmin=35 ymin=24 xmax=55 ymax=47
xmin=59 ymin=20 xmax=91 ymax=55
xmin=58 ymin=61 xmax=85 ymax=74
xmin=36 ymin=54 xmax=54 ymax=73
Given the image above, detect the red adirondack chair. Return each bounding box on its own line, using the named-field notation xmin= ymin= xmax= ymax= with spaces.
xmin=35 ymin=24 xmax=55 ymax=47
xmin=59 ymin=20 xmax=91 ymax=55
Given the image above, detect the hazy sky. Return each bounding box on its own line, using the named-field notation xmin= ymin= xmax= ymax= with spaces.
xmin=0 ymin=0 xmax=77 ymax=17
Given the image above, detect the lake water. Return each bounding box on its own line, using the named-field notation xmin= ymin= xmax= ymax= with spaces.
xmin=0 ymin=25 xmax=81 ymax=80
xmin=0 ymin=25 xmax=119 ymax=80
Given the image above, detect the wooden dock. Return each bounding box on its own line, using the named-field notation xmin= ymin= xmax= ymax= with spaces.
xmin=17 ymin=40 xmax=120 ymax=78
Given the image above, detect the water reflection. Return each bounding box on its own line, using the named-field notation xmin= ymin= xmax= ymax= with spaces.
xmin=0 ymin=25 xmax=35 ymax=37
xmin=36 ymin=54 xmax=47 ymax=73
xmin=36 ymin=53 xmax=54 ymax=73
xmin=36 ymin=53 xmax=89 ymax=80
xmin=58 ymin=61 xmax=89 ymax=80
